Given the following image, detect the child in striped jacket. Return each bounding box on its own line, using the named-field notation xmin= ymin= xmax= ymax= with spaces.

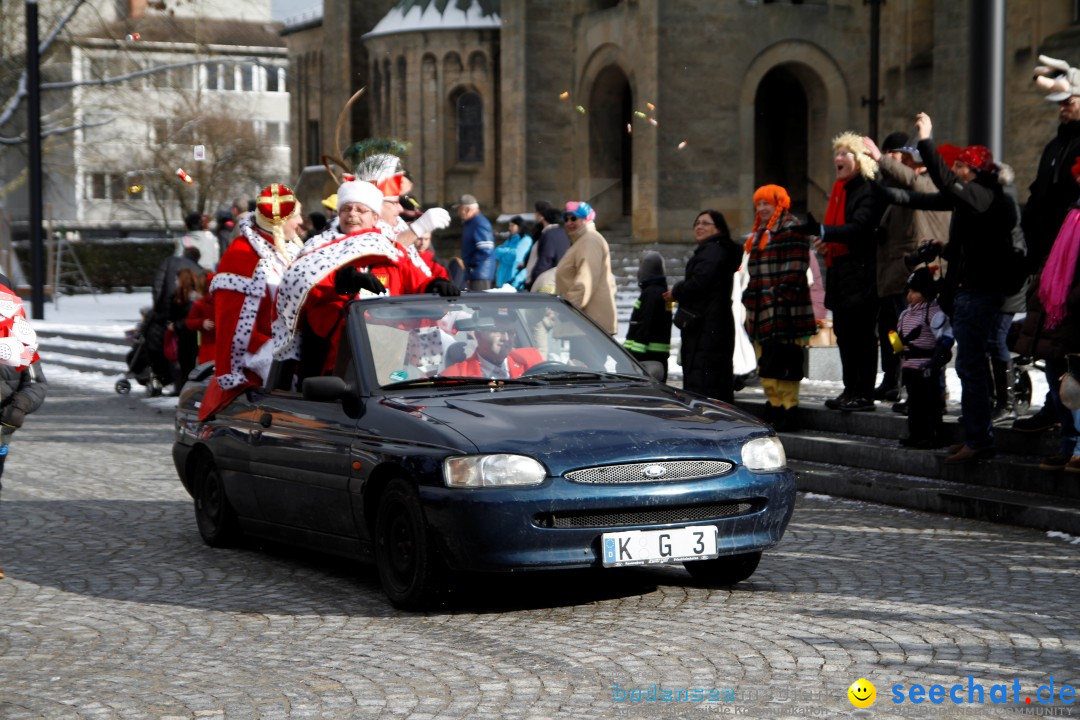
xmin=897 ymin=267 xmax=954 ymax=448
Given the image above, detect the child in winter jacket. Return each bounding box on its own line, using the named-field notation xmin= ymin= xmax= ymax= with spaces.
xmin=897 ymin=267 xmax=953 ymax=448
xmin=623 ymin=251 xmax=672 ymax=381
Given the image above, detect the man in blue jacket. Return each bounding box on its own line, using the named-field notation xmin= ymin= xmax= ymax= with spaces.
xmin=457 ymin=194 xmax=495 ymax=290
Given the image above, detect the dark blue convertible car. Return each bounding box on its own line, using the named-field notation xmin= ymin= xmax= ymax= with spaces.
xmin=173 ymin=293 xmax=796 ymax=608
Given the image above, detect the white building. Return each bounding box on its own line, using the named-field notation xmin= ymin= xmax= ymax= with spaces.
xmin=2 ymin=0 xmax=291 ymax=240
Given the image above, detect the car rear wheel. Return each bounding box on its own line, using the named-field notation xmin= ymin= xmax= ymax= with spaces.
xmin=193 ymin=455 xmax=240 ymax=547
xmin=684 ymin=551 xmax=762 ymax=584
xmin=375 ymin=478 xmax=441 ymax=610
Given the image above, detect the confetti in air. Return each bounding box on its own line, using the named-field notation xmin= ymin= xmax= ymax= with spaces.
xmin=677 ymin=141 xmax=688 ymax=150
xmin=647 ymin=117 xmax=658 ymax=126
xmin=647 ymin=102 xmax=655 ymax=111
xmin=627 ymin=123 xmax=632 ymax=134
xmin=559 ymin=91 xmax=570 ymax=100
xmin=575 ymin=105 xmax=586 ymax=114
xmin=127 ymin=185 xmax=143 ymax=193
xmin=175 ymin=168 xmax=194 ymax=184
xmin=633 ymin=111 xmax=647 ymax=119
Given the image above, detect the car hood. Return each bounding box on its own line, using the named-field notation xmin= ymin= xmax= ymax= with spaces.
xmin=390 ymin=383 xmax=768 ymax=473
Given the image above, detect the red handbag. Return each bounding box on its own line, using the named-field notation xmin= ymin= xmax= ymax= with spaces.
xmin=163 ymin=326 xmax=179 ymax=362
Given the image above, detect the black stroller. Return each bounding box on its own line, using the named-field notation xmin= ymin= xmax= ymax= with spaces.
xmin=115 ymin=306 xmax=170 ymax=396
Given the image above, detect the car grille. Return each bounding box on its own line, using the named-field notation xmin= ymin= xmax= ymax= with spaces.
xmin=535 ymin=500 xmax=761 ymax=529
xmin=563 ymin=459 xmax=734 ymax=484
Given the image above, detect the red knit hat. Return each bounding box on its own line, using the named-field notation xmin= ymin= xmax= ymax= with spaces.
xmin=1071 ymin=155 xmax=1080 ymax=181
xmin=937 ymin=143 xmax=962 ymax=168
xmin=957 ymin=145 xmax=994 ymax=173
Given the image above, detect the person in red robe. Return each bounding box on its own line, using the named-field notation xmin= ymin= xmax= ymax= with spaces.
xmin=443 ymin=308 xmax=542 ymax=378
xmin=199 ymin=183 xmax=303 ymax=420
xmin=273 ymin=179 xmax=459 ymax=380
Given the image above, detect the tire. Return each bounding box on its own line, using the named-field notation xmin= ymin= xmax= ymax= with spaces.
xmin=684 ymin=551 xmax=762 ymax=585
xmin=193 ymin=454 xmax=240 ymax=547
xmin=115 ymin=379 xmax=131 ymax=395
xmin=375 ymin=479 xmax=442 ymax=610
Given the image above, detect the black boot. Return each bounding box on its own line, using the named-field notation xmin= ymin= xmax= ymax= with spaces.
xmin=763 ymin=403 xmax=782 ymax=426
xmin=775 ymin=406 xmax=800 ymax=432
xmin=990 ymin=358 xmax=1016 ymax=425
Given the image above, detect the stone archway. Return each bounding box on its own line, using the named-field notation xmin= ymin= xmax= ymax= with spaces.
xmin=587 ymin=64 xmax=633 ymax=226
xmin=755 ymin=65 xmax=810 ymax=215
xmin=739 ymin=42 xmax=850 ymax=226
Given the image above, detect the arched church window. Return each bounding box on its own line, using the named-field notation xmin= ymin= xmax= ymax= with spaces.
xmin=456 ymin=92 xmax=483 ymax=163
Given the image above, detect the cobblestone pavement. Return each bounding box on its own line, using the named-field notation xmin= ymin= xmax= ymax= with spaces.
xmin=1 ymin=379 xmax=1078 ymax=720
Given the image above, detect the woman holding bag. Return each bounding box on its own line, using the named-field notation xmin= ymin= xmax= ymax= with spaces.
xmin=742 ymin=185 xmax=818 ymax=431
xmin=663 ymin=209 xmax=741 ymax=402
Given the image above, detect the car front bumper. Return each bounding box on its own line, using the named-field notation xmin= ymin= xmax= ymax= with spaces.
xmin=419 ymin=468 xmax=797 ymax=572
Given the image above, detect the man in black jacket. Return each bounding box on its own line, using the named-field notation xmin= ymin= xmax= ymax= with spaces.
xmin=878 ymin=113 xmax=1016 ymax=463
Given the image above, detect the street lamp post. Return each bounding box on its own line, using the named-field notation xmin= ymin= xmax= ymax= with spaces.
xmin=25 ymin=0 xmax=45 ymax=319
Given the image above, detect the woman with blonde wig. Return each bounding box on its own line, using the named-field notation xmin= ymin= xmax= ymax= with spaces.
xmin=814 ymin=131 xmax=887 ymax=413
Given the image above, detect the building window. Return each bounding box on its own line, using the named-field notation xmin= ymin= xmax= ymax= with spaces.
xmin=456 ymin=92 xmax=483 ymax=163
xmin=241 ymin=64 xmax=255 ymax=91
xmin=89 ymin=173 xmax=140 ymax=200
xmin=205 ymin=63 xmax=219 ymax=90
xmin=307 ymin=119 xmax=320 ymax=166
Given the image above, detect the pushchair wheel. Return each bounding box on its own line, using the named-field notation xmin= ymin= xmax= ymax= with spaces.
xmin=1014 ymin=368 xmax=1032 ymax=414
xmin=115 ymin=378 xmax=132 ymax=395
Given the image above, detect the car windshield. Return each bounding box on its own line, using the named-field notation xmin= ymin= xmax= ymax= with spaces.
xmin=354 ymin=295 xmax=646 ymax=389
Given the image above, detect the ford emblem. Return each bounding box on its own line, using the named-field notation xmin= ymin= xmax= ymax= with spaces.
xmin=642 ymin=464 xmax=667 ymax=479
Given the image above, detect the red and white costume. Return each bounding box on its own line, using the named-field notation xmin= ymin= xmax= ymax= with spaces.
xmin=273 ymin=177 xmax=450 ymax=372
xmin=200 ymin=184 xmax=300 ymax=420
xmin=0 ymin=289 xmax=40 ymax=370
xmin=443 ymin=347 xmax=543 ymax=378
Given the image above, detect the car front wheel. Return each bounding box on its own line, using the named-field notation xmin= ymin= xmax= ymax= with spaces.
xmin=684 ymin=551 xmax=762 ymax=584
xmin=375 ymin=478 xmax=442 ymax=610
xmin=193 ymin=454 xmax=240 ymax=547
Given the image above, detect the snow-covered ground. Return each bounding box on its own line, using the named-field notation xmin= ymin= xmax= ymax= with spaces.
xmin=34 ymin=290 xmax=150 ymax=338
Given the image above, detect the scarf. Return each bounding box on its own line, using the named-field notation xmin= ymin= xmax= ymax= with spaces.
xmin=1038 ymin=207 xmax=1080 ymax=329
xmin=823 ymin=178 xmax=850 ymax=267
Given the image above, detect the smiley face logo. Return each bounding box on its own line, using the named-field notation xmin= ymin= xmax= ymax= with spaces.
xmin=848 ymin=678 xmax=876 ymax=708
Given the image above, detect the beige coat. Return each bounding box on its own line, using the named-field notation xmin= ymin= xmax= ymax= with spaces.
xmin=876 ymin=154 xmax=952 ymax=297
xmin=555 ymin=222 xmax=618 ymax=334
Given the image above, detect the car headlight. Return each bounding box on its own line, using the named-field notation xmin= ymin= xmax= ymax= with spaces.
xmin=741 ymin=436 xmax=786 ymax=471
xmin=443 ymin=454 xmax=547 ymax=488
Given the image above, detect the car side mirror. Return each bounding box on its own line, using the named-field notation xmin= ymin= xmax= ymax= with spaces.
xmin=640 ymin=360 xmax=666 ymax=382
xmin=302 ymin=376 xmax=349 ymax=402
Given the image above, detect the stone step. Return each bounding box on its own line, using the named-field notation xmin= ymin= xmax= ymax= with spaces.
xmin=36 ymin=332 xmax=130 ymax=374
xmin=735 ymin=398 xmax=1061 ymax=457
xmin=792 ymin=459 xmax=1080 ymax=535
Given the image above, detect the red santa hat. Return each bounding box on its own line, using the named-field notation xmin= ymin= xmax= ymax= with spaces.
xmin=337 ymin=180 xmax=384 ymax=212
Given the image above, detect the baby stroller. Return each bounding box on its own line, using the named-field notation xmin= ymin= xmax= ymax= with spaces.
xmin=115 ymin=307 xmax=169 ymax=396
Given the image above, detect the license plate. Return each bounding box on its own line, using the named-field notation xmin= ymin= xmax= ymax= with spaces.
xmin=601 ymin=525 xmax=718 ymax=567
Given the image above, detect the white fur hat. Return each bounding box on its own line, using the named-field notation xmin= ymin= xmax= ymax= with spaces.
xmin=336 ymin=180 xmax=384 ymax=212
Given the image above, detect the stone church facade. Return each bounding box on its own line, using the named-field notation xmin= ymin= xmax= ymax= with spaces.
xmin=283 ymin=0 xmax=1080 ymax=240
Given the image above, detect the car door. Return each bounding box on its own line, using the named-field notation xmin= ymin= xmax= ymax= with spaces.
xmin=248 ymin=376 xmax=360 ymax=541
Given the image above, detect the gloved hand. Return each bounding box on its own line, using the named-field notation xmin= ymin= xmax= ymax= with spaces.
xmin=1 ymin=406 xmax=25 ymax=431
xmin=409 ymin=208 xmax=451 ymax=236
xmin=786 ymin=211 xmax=820 ymax=237
xmin=425 ymin=278 xmax=460 ymax=297
xmin=930 ymin=338 xmax=954 ymax=370
xmin=334 ymin=265 xmax=385 ymax=296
